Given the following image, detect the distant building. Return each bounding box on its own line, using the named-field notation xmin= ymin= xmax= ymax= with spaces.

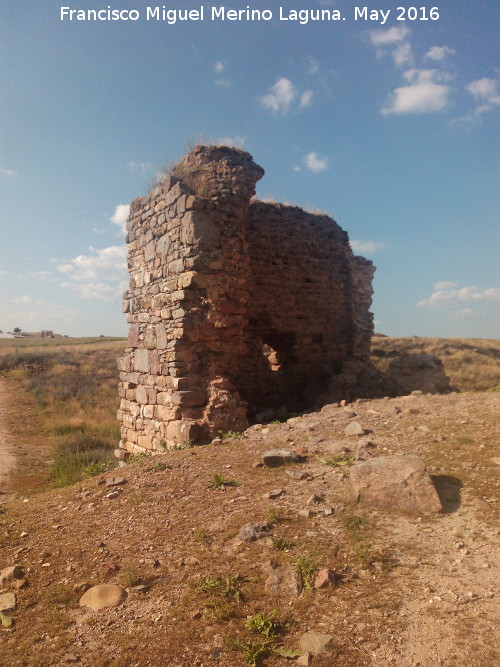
xmin=41 ymin=330 xmax=54 ymax=338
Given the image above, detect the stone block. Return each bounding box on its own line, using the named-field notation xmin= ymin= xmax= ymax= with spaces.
xmin=134 ymin=348 xmax=149 ymax=373
xmin=180 ymin=211 xmax=221 ymax=248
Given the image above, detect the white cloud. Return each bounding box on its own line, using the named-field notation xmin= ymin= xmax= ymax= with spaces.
xmin=217 ymin=135 xmax=246 ymax=148
xmin=260 ymin=78 xmax=297 ymax=115
xmin=58 ymin=245 xmax=128 ymax=301
xmin=214 ymin=61 xmax=225 ymax=73
xmin=350 ymin=240 xmax=385 ymax=255
xmin=300 ymin=90 xmax=314 ymax=108
xmin=110 ymin=204 xmax=130 ymax=234
xmin=292 ymin=165 xmax=301 ymax=172
xmin=467 ymin=77 xmax=500 ymax=114
xmin=0 ymin=270 xmax=7 ymax=276
xmin=392 ymin=42 xmax=413 ymax=68
xmin=370 ymin=26 xmax=410 ymax=46
xmin=418 ymin=282 xmax=500 ymax=308
xmin=369 ymin=27 xmax=413 ymax=69
xmin=382 ymin=69 xmax=451 ymax=115
xmin=424 ymin=46 xmax=456 ymax=62
xmin=304 ymin=152 xmax=328 ymax=173
xmin=0 ymin=168 xmax=18 ymax=176
xmin=215 ymin=79 xmax=230 ymax=87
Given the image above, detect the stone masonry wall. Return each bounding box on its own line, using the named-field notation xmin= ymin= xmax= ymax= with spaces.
xmin=117 ymin=146 xmax=375 ymax=454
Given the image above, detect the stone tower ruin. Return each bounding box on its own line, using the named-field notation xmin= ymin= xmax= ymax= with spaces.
xmin=117 ymin=146 xmax=375 ymax=454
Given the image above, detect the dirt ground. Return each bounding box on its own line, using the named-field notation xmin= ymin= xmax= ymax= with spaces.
xmin=0 ymin=388 xmax=498 ymax=667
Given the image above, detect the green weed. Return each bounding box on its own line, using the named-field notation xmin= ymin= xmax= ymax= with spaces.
xmin=208 ymin=474 xmax=238 ymax=490
xmin=294 ymin=552 xmax=320 ymax=590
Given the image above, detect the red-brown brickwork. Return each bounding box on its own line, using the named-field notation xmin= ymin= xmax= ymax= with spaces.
xmin=117 ymin=146 xmax=375 ymax=453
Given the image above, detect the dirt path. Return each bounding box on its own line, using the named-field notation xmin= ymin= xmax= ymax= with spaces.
xmin=0 ymin=378 xmax=18 ymax=502
xmin=0 ymin=377 xmax=50 ymax=503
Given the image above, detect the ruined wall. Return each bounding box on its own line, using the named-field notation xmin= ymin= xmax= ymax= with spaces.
xmin=117 ymin=146 xmax=375 ymax=454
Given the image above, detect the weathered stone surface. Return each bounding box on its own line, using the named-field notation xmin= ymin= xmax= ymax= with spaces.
xmin=236 ymin=522 xmax=271 ymax=543
xmin=79 ymin=584 xmax=127 ymax=611
xmin=314 ymin=568 xmax=338 ymax=589
xmin=0 ymin=592 xmax=17 ymax=612
xmin=264 ymin=566 xmax=303 ymax=597
xmin=298 ymin=630 xmax=333 ymax=655
xmin=262 ymin=449 xmax=300 ymax=467
xmin=344 ymin=421 xmax=366 ymax=436
xmin=117 ymin=145 xmax=375 ymax=455
xmin=0 ymin=565 xmax=24 ymax=586
xmin=350 ymin=455 xmax=442 ymax=514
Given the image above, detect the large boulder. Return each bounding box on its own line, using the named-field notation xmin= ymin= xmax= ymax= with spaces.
xmin=350 ymin=455 xmax=442 ymax=514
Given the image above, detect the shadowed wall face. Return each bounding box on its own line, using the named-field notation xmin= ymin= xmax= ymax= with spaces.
xmin=117 ymin=146 xmax=374 ymax=453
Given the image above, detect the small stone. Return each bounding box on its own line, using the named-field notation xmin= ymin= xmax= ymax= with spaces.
xmin=299 ymin=630 xmax=333 ymax=655
xmin=298 ymin=509 xmax=313 ymax=518
xmin=79 ymin=584 xmax=127 ymax=611
xmin=262 ymin=449 xmax=300 ymax=467
xmin=297 ymin=653 xmax=310 ymax=666
xmin=0 ymin=592 xmax=17 ymax=612
xmin=263 ymin=489 xmax=285 ymax=499
xmin=252 ymin=461 xmax=264 ymax=468
xmin=106 ymin=491 xmax=121 ymax=499
xmin=105 ymin=476 xmax=126 ymax=487
xmin=73 ymin=582 xmax=91 ymax=593
xmin=344 ymin=422 xmax=366 ymax=437
xmin=307 ymin=493 xmax=324 ymax=505
xmin=265 ymin=566 xmax=303 ymax=597
xmin=285 ymin=470 xmax=311 ymax=480
xmin=130 ymin=585 xmax=149 ymax=593
xmin=314 ymin=568 xmax=338 ymax=589
xmin=236 ymin=523 xmax=270 ymax=543
xmin=65 ymin=654 xmax=80 ymax=663
xmin=0 ymin=565 xmax=24 ymax=586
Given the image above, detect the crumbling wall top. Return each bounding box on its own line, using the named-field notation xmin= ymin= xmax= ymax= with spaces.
xmin=171 ymin=145 xmax=264 ymax=201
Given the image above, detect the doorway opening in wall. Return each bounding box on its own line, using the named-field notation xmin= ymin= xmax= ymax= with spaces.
xmin=262 ymin=343 xmax=281 ymax=372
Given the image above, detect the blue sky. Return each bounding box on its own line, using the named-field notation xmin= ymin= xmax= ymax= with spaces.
xmin=1 ymin=0 xmax=498 ymax=338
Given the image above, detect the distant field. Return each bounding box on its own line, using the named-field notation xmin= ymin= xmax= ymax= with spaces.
xmin=0 ymin=337 xmax=127 ymax=487
xmin=0 ymin=336 xmax=126 ymax=355
xmin=371 ymin=336 xmax=500 ymax=392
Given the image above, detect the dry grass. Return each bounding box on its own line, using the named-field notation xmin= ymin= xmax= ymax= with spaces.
xmin=371 ymin=335 xmax=500 ymax=392
xmin=0 ymin=338 xmax=126 ymax=486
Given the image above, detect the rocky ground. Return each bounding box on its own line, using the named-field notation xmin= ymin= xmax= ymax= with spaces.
xmin=0 ymin=390 xmax=499 ymax=667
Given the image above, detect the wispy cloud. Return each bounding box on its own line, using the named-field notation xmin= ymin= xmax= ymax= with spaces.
xmin=0 ymin=168 xmax=18 ymax=176
xmin=370 ymin=26 xmax=413 ymax=68
xmin=110 ymin=204 xmax=130 ymax=235
xmin=214 ymin=60 xmax=225 ymax=73
xmin=306 ymin=56 xmax=320 ymax=75
xmin=382 ymin=69 xmax=451 ymax=115
xmin=300 ymin=90 xmax=314 ymax=108
xmin=260 ymin=78 xmax=298 ymax=115
xmin=467 ymin=77 xmax=500 ymax=115
xmin=303 ymin=152 xmax=328 ymax=173
xmin=127 ymin=161 xmax=152 ymax=177
xmin=10 ymin=295 xmax=32 ymax=304
xmin=217 ymin=135 xmax=246 ymax=148
xmin=424 ymin=46 xmax=456 ymax=62
xmin=58 ymin=245 xmax=128 ymax=301
xmin=418 ymin=281 xmax=500 ymax=308
xmin=260 ymin=77 xmax=315 ymax=115
xmin=350 ymin=240 xmax=385 ymax=255
xmin=30 ymin=271 xmax=53 ymax=280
